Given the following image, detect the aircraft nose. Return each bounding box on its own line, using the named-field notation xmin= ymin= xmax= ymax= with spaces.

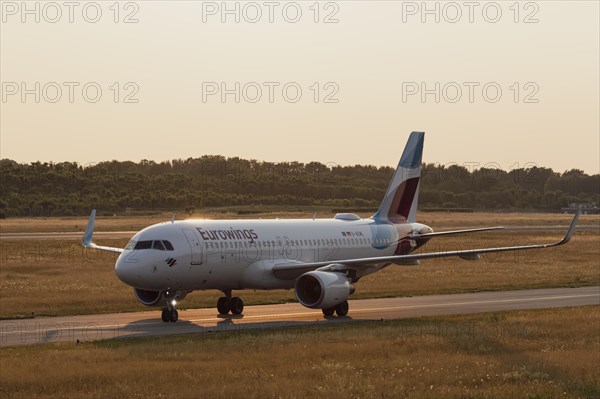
xmin=115 ymin=257 xmax=137 ymax=286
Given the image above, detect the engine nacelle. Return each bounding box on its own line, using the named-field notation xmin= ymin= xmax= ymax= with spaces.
xmin=295 ymin=271 xmax=354 ymax=309
xmin=134 ymin=288 xmax=187 ymax=307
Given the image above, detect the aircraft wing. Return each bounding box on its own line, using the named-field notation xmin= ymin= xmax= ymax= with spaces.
xmin=409 ymin=226 xmax=504 ymax=239
xmin=272 ymin=211 xmax=579 ymax=280
xmin=81 ymin=209 xmax=124 ymax=254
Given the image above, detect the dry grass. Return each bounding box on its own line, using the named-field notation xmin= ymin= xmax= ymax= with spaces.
xmin=0 ymin=229 xmax=598 ymax=319
xmin=0 ymin=306 xmax=598 ymax=399
xmin=416 ymin=211 xmax=599 ymax=228
xmin=1 ymin=211 xmax=598 ymax=233
xmin=0 ymin=215 xmax=169 ymax=233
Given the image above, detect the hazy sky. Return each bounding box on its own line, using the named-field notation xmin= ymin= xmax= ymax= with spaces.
xmin=1 ymin=1 xmax=598 ymax=174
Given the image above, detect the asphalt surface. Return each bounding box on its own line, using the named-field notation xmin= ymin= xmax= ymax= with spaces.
xmin=1 ymin=286 xmax=598 ymax=347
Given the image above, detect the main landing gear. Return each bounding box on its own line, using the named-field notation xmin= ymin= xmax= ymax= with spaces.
xmin=322 ymin=300 xmax=349 ymax=317
xmin=217 ymin=289 xmax=244 ymax=315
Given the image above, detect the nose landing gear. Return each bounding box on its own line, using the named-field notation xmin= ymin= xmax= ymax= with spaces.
xmin=161 ymin=307 xmax=179 ymax=322
xmin=161 ymin=292 xmax=179 ymax=322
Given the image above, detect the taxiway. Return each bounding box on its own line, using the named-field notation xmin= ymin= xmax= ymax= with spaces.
xmin=1 ymin=286 xmax=597 ymax=347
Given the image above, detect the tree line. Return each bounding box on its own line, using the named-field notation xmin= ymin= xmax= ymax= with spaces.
xmin=0 ymin=156 xmax=598 ymax=217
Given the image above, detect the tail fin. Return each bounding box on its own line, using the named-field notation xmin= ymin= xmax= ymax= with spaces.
xmin=373 ymin=131 xmax=424 ymax=224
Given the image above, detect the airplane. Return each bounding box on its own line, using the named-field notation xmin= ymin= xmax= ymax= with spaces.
xmin=82 ymin=131 xmax=580 ymax=322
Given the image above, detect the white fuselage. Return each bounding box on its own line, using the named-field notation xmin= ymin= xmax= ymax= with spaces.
xmin=114 ymin=216 xmax=433 ymax=292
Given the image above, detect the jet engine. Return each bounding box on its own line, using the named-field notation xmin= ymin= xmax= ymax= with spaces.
xmin=134 ymin=288 xmax=187 ymax=307
xmin=294 ymin=271 xmax=354 ymax=309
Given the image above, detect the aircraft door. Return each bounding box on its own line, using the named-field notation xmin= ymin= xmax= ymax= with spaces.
xmin=183 ymin=229 xmax=203 ymax=265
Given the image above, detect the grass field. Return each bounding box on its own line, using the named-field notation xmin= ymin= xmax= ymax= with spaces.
xmin=0 ymin=228 xmax=598 ymax=319
xmin=0 ymin=306 xmax=598 ymax=398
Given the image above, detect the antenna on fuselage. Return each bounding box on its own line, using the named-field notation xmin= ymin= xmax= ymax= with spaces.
xmin=312 ymin=212 xmax=316 ymax=221
xmin=171 ymin=214 xmax=176 ymax=223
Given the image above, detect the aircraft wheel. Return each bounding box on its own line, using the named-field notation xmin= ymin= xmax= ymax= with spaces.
xmin=217 ymin=296 xmax=231 ymax=315
xmin=170 ymin=309 xmax=179 ymax=322
xmin=230 ymin=297 xmax=244 ymax=315
xmin=161 ymin=309 xmax=170 ymax=322
xmin=322 ymin=307 xmax=335 ymax=317
xmin=335 ymin=301 xmax=349 ymax=316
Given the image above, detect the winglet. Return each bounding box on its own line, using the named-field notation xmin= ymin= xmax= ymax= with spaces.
xmin=81 ymin=209 xmax=125 ymax=254
xmin=553 ymin=209 xmax=580 ymax=246
xmin=82 ymin=209 xmax=96 ymax=247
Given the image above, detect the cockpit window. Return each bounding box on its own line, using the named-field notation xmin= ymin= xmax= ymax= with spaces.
xmin=129 ymin=240 xmax=173 ymax=250
xmin=134 ymin=240 xmax=153 ymax=250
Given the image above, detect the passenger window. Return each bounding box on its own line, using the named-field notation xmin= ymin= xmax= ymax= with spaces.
xmin=152 ymin=241 xmax=165 ymax=250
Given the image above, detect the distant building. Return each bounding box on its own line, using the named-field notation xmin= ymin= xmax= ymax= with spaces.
xmin=561 ymin=202 xmax=599 ymax=214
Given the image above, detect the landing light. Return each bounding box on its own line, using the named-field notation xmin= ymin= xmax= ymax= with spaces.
xmin=171 ymin=300 xmax=177 ymax=306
